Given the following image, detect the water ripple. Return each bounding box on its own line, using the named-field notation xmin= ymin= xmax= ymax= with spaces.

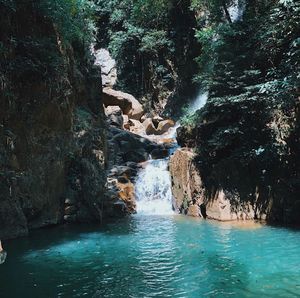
xmin=0 ymin=216 xmax=299 ymax=298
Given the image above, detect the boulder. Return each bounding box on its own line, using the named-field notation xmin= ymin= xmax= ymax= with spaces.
xmin=128 ymin=119 xmax=146 ymax=135
xmin=157 ymin=119 xmax=175 ymax=134
xmin=205 ymin=190 xmax=256 ymax=221
xmin=150 ymin=148 xmax=169 ymax=159
xmin=152 ymin=115 xmax=164 ymax=128
xmin=169 ymin=148 xmax=204 ymax=215
xmin=105 ymin=106 xmax=123 ymax=128
xmin=122 ymin=115 xmax=130 ymax=130
xmin=143 ymin=118 xmax=158 ymax=135
xmin=93 ymin=48 xmax=117 ymax=87
xmin=107 ymin=127 xmax=155 ymax=166
xmin=102 ymin=88 xmax=144 ymax=120
xmin=170 ymin=148 xmax=265 ymax=221
xmin=64 ymin=205 xmax=77 ymax=215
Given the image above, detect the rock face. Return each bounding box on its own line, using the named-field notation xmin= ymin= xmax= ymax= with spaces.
xmin=105 ymin=106 xmax=123 ymax=128
xmin=169 ymin=148 xmax=267 ymax=221
xmin=0 ymin=3 xmax=111 ymax=239
xmin=175 ymin=94 xmax=300 ymax=224
xmin=157 ymin=120 xmax=175 ymax=134
xmin=102 ymin=88 xmax=144 ymax=120
xmin=169 ymin=149 xmax=204 ymax=217
xmin=93 ymin=48 xmax=117 ymax=88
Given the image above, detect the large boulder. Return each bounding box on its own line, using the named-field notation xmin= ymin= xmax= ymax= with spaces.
xmin=169 ymin=148 xmax=264 ymax=220
xmin=107 ymin=127 xmax=156 ymax=167
xmin=128 ymin=119 xmax=146 ymax=135
xmin=169 ymin=148 xmax=204 ymax=216
xmin=143 ymin=118 xmax=158 ymax=135
xmin=205 ymin=190 xmax=256 ymax=221
xmin=93 ymin=48 xmax=117 ymax=88
xmin=157 ymin=119 xmax=175 ymax=134
xmin=105 ymin=106 xmax=123 ymax=128
xmin=102 ymin=88 xmax=144 ymax=120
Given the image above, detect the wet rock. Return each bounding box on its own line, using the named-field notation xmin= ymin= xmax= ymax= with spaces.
xmin=107 ymin=127 xmax=155 ymax=166
xmin=151 ymin=148 xmax=169 ymax=159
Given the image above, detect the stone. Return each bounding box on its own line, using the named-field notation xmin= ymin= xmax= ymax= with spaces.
xmin=170 ymin=149 xmax=258 ymax=221
xmin=128 ymin=119 xmax=146 ymax=135
xmin=102 ymin=88 xmax=144 ymax=120
xmin=205 ymin=190 xmax=256 ymax=221
xmin=93 ymin=48 xmax=117 ymax=87
xmin=117 ymin=176 xmax=129 ymax=184
xmin=143 ymin=118 xmax=158 ymax=135
xmin=107 ymin=127 xmax=155 ymax=166
xmin=105 ymin=106 xmax=123 ymax=128
xmin=156 ymin=119 xmax=175 ymax=134
xmin=65 ymin=198 xmax=76 ymax=206
xmin=117 ymin=181 xmax=136 ymax=213
xmin=122 ymin=115 xmax=130 ymax=130
xmin=169 ymin=148 xmax=204 ymax=215
xmin=64 ymin=215 xmax=77 ymax=223
xmin=150 ymin=148 xmax=169 ymax=159
xmin=187 ymin=205 xmax=201 ymax=217
xmin=152 ymin=115 xmax=164 ymax=128
xmin=64 ymin=205 xmax=77 ymax=215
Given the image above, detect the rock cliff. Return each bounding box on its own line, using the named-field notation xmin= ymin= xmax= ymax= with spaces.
xmin=0 ymin=2 xmax=109 ymax=239
xmin=171 ymin=94 xmax=300 ymax=224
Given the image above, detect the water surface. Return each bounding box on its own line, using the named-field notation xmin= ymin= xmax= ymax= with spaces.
xmin=0 ymin=216 xmax=299 ymax=298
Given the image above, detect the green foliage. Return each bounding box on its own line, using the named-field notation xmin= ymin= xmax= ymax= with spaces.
xmin=38 ymin=0 xmax=97 ymax=45
xmin=95 ymin=0 xmax=177 ymax=98
xmin=192 ymin=0 xmax=300 ymax=99
xmin=139 ymin=30 xmax=173 ymax=55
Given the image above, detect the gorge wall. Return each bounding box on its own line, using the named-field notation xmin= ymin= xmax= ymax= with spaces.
xmin=0 ymin=1 xmax=110 ymax=239
xmin=171 ymin=1 xmax=300 ymax=225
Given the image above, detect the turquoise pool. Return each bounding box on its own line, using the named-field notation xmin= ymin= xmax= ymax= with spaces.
xmin=0 ymin=215 xmax=299 ymax=297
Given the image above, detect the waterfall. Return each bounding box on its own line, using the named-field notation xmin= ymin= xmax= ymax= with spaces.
xmin=135 ymin=91 xmax=208 ymax=216
xmin=228 ymin=0 xmax=246 ymax=22
xmin=188 ymin=91 xmax=209 ymax=114
xmin=135 ymin=159 xmax=174 ymax=215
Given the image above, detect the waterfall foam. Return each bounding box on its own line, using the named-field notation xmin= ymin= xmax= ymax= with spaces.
xmin=135 ymin=91 xmax=208 ymax=215
xmin=188 ymin=91 xmax=208 ymax=114
xmin=228 ymin=0 xmax=246 ymax=22
xmin=135 ymin=159 xmax=174 ymax=215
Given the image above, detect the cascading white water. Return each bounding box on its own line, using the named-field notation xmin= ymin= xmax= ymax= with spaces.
xmin=228 ymin=0 xmax=246 ymax=22
xmin=135 ymin=159 xmax=174 ymax=215
xmin=135 ymin=90 xmax=208 ymax=215
xmin=188 ymin=91 xmax=209 ymax=114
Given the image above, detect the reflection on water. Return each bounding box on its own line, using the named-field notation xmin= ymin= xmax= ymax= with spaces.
xmin=0 ymin=216 xmax=300 ymax=298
